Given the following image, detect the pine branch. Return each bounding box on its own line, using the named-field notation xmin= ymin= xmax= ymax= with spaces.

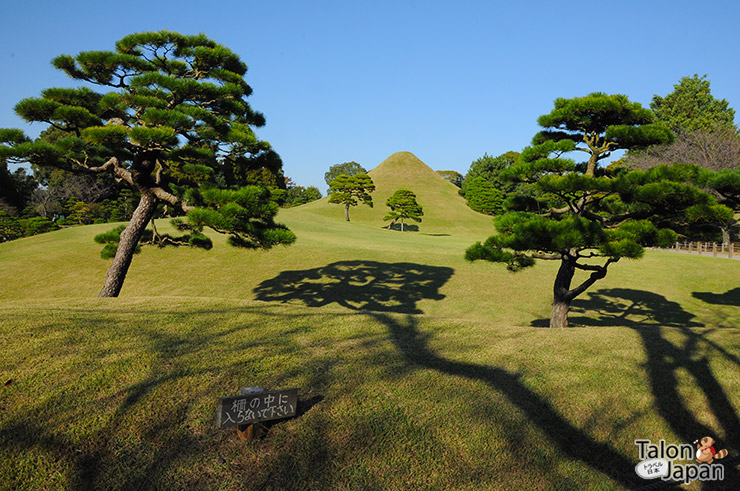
xmin=568 ymin=257 xmax=618 ymax=299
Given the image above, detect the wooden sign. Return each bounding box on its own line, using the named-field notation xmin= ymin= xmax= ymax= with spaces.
xmin=216 ymin=387 xmax=298 ymax=429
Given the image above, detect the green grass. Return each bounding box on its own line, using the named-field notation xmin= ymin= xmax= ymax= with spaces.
xmin=2 ymin=157 xmax=740 ymax=489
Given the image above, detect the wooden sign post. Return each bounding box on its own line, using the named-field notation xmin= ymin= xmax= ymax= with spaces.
xmin=216 ymin=387 xmax=298 ymax=441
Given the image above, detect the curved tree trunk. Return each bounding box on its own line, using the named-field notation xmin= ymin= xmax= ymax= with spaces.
xmin=549 ymin=254 xmax=615 ymax=327
xmin=550 ymin=256 xmax=576 ymax=328
xmin=98 ymin=190 xmax=158 ymax=297
xmin=344 ymin=204 xmax=350 ymax=221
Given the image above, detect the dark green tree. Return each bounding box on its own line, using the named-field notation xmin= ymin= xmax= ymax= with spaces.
xmin=695 ymin=168 xmax=740 ymax=245
xmin=0 ymin=211 xmax=22 ymax=242
xmin=651 ymin=74 xmax=736 ymax=136
xmin=384 ymin=189 xmax=423 ymax=231
xmin=0 ymin=31 xmax=295 ymax=297
xmin=465 ymin=177 xmax=505 ymax=215
xmin=465 ymin=93 xmax=724 ymax=328
xmin=324 ymin=161 xmax=367 ymax=191
xmin=284 ymin=185 xmax=322 ymax=207
xmin=0 ymin=161 xmax=37 ymax=213
xmin=461 ymin=151 xmax=520 ymax=196
xmin=328 ymin=173 xmax=375 ymax=221
xmin=0 ymin=211 xmax=59 ymax=242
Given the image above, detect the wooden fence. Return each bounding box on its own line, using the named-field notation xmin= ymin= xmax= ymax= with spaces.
xmin=666 ymin=241 xmax=740 ymax=258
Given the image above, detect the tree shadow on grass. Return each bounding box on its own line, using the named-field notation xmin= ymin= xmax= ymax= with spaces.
xmin=560 ymin=288 xmax=740 ymax=488
xmin=531 ymin=288 xmax=704 ymax=328
xmin=384 ymin=223 xmax=420 ymax=232
xmin=693 ymin=287 xmax=740 ymax=307
xmin=378 ymin=288 xmax=740 ymax=487
xmin=0 ymin=306 xmax=336 ymax=490
xmin=374 ymin=312 xmax=643 ymax=488
xmin=254 ymin=260 xmax=455 ymax=314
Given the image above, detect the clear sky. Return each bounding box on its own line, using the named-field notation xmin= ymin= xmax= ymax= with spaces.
xmin=2 ymin=0 xmax=739 ymax=190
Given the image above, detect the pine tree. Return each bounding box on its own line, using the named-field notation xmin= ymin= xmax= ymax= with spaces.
xmin=324 ymin=161 xmax=367 ymax=192
xmin=384 ymin=189 xmax=423 ymax=231
xmin=0 ymin=31 xmax=296 ymax=297
xmin=328 ymin=173 xmax=375 ymax=221
xmin=466 ymin=93 xmax=726 ymax=327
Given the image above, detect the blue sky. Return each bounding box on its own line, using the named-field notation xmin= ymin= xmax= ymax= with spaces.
xmin=2 ymin=0 xmax=739 ymax=190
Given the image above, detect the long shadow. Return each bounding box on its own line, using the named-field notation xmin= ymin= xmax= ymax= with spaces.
xmin=375 ymin=312 xmax=642 ymax=488
xmin=0 ymin=307 xmax=336 ymax=490
xmin=532 ymin=288 xmax=704 ymax=328
xmin=567 ymin=289 xmax=740 ymax=488
xmin=693 ymin=287 xmax=740 ymax=306
xmin=254 ymin=260 xmax=454 ymax=314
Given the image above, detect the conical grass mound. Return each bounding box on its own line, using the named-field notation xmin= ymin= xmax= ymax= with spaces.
xmin=298 ymin=151 xmax=492 ymax=235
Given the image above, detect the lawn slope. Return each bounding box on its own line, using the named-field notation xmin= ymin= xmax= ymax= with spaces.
xmin=300 ymin=151 xmax=493 ymax=235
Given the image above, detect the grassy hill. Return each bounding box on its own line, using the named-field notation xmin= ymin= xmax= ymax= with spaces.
xmin=2 ymin=154 xmax=740 ymax=489
xmin=300 ymin=151 xmax=493 ymax=235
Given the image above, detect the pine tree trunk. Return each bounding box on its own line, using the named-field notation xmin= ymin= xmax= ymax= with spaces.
xmin=98 ymin=190 xmax=157 ymax=297
xmin=344 ymin=204 xmax=350 ymax=221
xmin=401 ymin=219 xmax=404 ymax=232
xmin=550 ymin=299 xmax=570 ymax=328
xmin=550 ymin=257 xmax=576 ymax=328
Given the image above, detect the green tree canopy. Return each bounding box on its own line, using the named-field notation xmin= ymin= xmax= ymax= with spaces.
xmin=0 ymin=159 xmax=37 ymax=213
xmin=328 ymin=173 xmax=375 ymax=221
xmin=284 ymin=185 xmax=322 ymax=207
xmin=0 ymin=31 xmax=296 ymax=297
xmin=461 ymin=151 xmax=519 ymax=196
xmin=651 ymin=74 xmax=737 ymax=136
xmin=384 ymin=188 xmax=423 ymax=231
xmin=324 ymin=161 xmax=367 ymax=191
xmin=465 ymin=177 xmax=505 ymax=215
xmin=465 ymin=93 xmax=723 ymax=328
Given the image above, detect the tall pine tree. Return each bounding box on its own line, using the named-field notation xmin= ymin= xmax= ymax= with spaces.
xmin=0 ymin=31 xmax=295 ymax=297
xmin=466 ymin=93 xmax=726 ymax=327
xmin=328 ymin=173 xmax=375 ymax=221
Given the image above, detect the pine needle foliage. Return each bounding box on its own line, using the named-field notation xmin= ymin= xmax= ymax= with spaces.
xmin=0 ymin=31 xmax=295 ymax=297
xmin=384 ymin=189 xmax=423 ymax=231
xmin=466 ymin=93 xmax=728 ymax=327
xmin=324 ymin=161 xmax=367 ymax=191
xmin=328 ymin=173 xmax=375 ymax=221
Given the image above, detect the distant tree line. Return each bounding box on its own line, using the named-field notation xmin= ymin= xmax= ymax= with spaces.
xmin=1 ymin=138 xmax=320 ymax=244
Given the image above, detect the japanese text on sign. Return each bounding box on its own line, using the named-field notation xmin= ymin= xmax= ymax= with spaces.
xmin=216 ymin=388 xmax=298 ymax=429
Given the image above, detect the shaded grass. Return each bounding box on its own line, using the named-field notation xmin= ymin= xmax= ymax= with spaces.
xmin=2 ymin=294 xmax=739 ymax=489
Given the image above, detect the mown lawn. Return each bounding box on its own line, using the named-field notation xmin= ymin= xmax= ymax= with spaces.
xmin=2 ymin=207 xmax=740 ymax=489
